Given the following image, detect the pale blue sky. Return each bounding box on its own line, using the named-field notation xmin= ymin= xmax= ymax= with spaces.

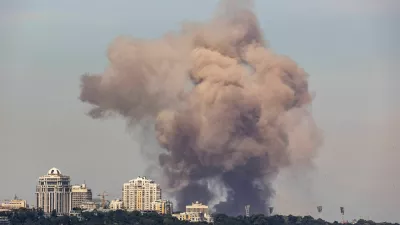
xmin=1 ymin=0 xmax=399 ymax=222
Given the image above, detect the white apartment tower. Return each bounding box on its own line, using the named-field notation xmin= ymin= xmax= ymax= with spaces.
xmin=122 ymin=176 xmax=161 ymax=211
xmin=35 ymin=168 xmax=72 ymax=214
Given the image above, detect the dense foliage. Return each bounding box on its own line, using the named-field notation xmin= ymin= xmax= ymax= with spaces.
xmin=0 ymin=208 xmax=398 ymax=225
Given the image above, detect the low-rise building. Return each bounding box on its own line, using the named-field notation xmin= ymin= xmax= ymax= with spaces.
xmin=1 ymin=196 xmax=27 ymax=209
xmin=80 ymin=201 xmax=97 ymax=210
xmin=151 ymin=199 xmax=173 ymax=215
xmin=172 ymin=201 xmax=212 ymax=223
xmin=186 ymin=201 xmax=209 ymax=214
xmin=0 ymin=217 xmax=10 ymax=225
xmin=69 ymin=209 xmax=84 ymax=221
xmin=172 ymin=212 xmax=196 ymax=221
xmin=172 ymin=212 xmax=212 ymax=223
xmin=109 ymin=199 xmax=123 ymax=210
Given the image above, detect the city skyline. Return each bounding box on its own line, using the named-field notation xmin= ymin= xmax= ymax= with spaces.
xmin=0 ymin=167 xmax=165 ymax=207
xmin=1 ymin=167 xmax=171 ymax=213
xmin=0 ymin=165 xmax=398 ymax=222
xmin=1 ymin=0 xmax=399 ymax=223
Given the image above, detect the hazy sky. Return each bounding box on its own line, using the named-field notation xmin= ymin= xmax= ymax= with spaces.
xmin=1 ymin=0 xmax=399 ymax=223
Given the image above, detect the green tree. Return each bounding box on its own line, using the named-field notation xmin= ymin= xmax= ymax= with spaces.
xmin=51 ymin=209 xmax=57 ymax=218
xmin=5 ymin=208 xmax=399 ymax=225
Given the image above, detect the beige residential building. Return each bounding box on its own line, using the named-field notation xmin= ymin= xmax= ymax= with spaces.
xmin=109 ymin=199 xmax=123 ymax=210
xmin=122 ymin=176 xmax=161 ymax=211
xmin=172 ymin=212 xmax=204 ymax=222
xmin=151 ymin=199 xmax=173 ymax=215
xmin=186 ymin=201 xmax=209 ymax=214
xmin=71 ymin=183 xmax=92 ymax=209
xmin=35 ymin=168 xmax=71 ymax=214
xmin=172 ymin=201 xmax=212 ymax=223
xmin=1 ymin=195 xmax=27 ymax=209
xmin=172 ymin=212 xmax=190 ymax=221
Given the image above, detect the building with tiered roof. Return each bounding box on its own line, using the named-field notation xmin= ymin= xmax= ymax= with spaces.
xmin=35 ymin=168 xmax=71 ymax=214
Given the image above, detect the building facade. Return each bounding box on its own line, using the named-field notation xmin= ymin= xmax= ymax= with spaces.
xmin=172 ymin=201 xmax=212 ymax=223
xmin=109 ymin=199 xmax=123 ymax=210
xmin=71 ymin=184 xmax=92 ymax=209
xmin=186 ymin=201 xmax=209 ymax=214
xmin=151 ymin=199 xmax=173 ymax=215
xmin=0 ymin=216 xmax=10 ymax=225
xmin=80 ymin=201 xmax=97 ymax=211
xmin=1 ymin=195 xmax=27 ymax=209
xmin=122 ymin=176 xmax=161 ymax=211
xmin=35 ymin=168 xmax=71 ymax=214
xmin=172 ymin=212 xmax=204 ymax=222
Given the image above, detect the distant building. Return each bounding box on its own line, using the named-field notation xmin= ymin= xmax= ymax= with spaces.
xmin=151 ymin=199 xmax=173 ymax=215
xmin=35 ymin=168 xmax=71 ymax=214
xmin=122 ymin=176 xmax=161 ymax=211
xmin=109 ymin=199 xmax=123 ymax=210
xmin=186 ymin=201 xmax=209 ymax=214
xmin=139 ymin=210 xmax=158 ymax=215
xmin=79 ymin=201 xmax=97 ymax=211
xmin=71 ymin=183 xmax=92 ymax=209
xmin=172 ymin=201 xmax=212 ymax=223
xmin=0 ymin=216 xmax=10 ymax=225
xmin=1 ymin=195 xmax=27 ymax=209
xmin=172 ymin=212 xmax=205 ymax=222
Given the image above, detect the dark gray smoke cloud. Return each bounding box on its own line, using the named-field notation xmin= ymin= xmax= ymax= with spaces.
xmin=79 ymin=0 xmax=321 ymax=215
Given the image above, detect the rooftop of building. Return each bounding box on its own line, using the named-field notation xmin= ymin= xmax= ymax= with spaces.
xmin=71 ymin=183 xmax=91 ymax=192
xmin=186 ymin=201 xmax=208 ymax=208
xmin=127 ymin=176 xmax=158 ymax=183
xmin=1 ymin=195 xmax=26 ymax=204
xmin=48 ymin=167 xmax=61 ymax=175
xmin=38 ymin=167 xmax=70 ymax=179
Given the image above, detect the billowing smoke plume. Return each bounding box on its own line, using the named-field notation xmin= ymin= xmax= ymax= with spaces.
xmin=79 ymin=0 xmax=321 ymax=215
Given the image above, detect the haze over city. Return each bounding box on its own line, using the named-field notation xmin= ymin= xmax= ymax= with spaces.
xmin=1 ymin=0 xmax=399 ymax=223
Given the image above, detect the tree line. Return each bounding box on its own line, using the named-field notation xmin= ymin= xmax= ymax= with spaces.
xmin=0 ymin=208 xmax=398 ymax=225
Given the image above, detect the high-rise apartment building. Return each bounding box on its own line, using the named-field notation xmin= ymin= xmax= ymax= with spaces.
xmin=35 ymin=168 xmax=71 ymax=214
xmin=71 ymin=183 xmax=92 ymax=209
xmin=122 ymin=176 xmax=161 ymax=211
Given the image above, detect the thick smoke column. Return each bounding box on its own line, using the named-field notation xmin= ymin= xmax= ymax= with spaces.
xmin=80 ymin=0 xmax=321 ymax=215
